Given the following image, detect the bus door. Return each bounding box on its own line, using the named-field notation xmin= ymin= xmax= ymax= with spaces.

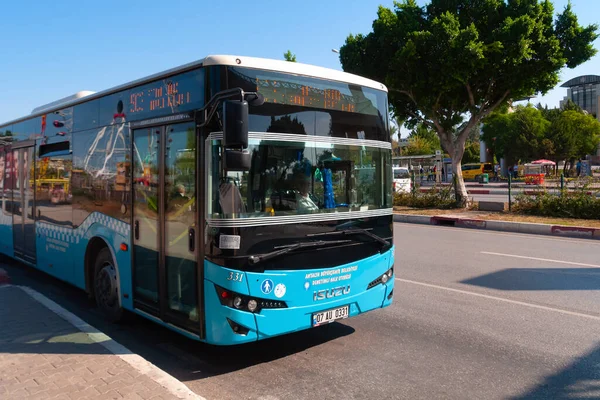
xmin=131 ymin=121 xmax=200 ymax=331
xmin=11 ymin=143 xmax=36 ymax=263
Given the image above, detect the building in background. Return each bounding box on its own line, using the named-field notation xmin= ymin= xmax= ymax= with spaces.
xmin=559 ymin=75 xmax=600 ymax=117
xmin=559 ymin=75 xmax=600 ymax=158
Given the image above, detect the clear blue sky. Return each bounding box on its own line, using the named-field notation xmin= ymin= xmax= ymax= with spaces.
xmin=1 ymin=0 xmax=598 ymax=133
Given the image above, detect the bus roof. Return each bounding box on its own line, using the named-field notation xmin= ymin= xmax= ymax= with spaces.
xmin=1 ymin=55 xmax=387 ymax=127
xmin=203 ymin=55 xmax=387 ymax=92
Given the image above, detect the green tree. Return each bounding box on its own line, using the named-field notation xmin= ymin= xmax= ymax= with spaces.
xmin=462 ymin=141 xmax=481 ymax=164
xmin=339 ymin=0 xmax=597 ymax=204
xmin=512 ymin=106 xmax=551 ymax=160
xmin=482 ymin=105 xmax=550 ymax=165
xmin=550 ymin=110 xmax=600 ymax=172
xmin=402 ymin=123 xmax=442 ymax=155
xmin=481 ymin=111 xmax=513 ymax=162
xmin=403 ymin=136 xmax=435 ymax=156
xmin=409 ymin=123 xmax=440 ymax=146
xmin=283 ymin=50 xmax=297 ymax=62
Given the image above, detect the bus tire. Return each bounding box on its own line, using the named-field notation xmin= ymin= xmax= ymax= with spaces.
xmin=93 ymin=247 xmax=123 ymax=323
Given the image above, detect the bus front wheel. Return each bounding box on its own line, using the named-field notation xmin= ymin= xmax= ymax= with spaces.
xmin=93 ymin=248 xmax=123 ymax=323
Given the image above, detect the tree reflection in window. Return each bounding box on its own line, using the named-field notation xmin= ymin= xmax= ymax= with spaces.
xmin=36 ymin=155 xmax=73 ymax=226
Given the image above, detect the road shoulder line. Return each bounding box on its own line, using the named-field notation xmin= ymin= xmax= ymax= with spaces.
xmin=393 ymin=213 xmax=600 ymax=240
xmin=18 ymin=285 xmax=205 ymax=400
xmin=395 ymin=278 xmax=600 ymax=322
xmin=481 ymin=251 xmax=600 ymax=268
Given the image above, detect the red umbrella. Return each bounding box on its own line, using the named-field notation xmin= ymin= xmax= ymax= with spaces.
xmin=531 ymin=159 xmax=556 ymax=165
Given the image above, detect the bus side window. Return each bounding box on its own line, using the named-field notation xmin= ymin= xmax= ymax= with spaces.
xmin=37 ymin=145 xmax=73 ymax=227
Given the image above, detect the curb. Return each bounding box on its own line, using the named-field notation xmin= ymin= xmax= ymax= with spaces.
xmin=394 ymin=213 xmax=600 ymax=240
xmin=419 ymin=188 xmax=598 ymax=196
xmin=14 ymin=285 xmax=205 ymax=400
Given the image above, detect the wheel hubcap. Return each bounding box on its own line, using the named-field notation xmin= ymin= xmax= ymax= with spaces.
xmin=96 ymin=262 xmax=117 ymax=309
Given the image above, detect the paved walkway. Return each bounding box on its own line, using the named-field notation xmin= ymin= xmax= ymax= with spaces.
xmin=0 ymin=283 xmax=202 ymax=400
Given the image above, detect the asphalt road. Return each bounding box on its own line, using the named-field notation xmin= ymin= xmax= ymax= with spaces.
xmin=3 ymin=225 xmax=600 ymax=399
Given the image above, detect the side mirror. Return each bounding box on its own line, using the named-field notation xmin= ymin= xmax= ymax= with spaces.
xmin=223 ymin=100 xmax=250 ymax=171
xmin=224 ymin=149 xmax=251 ymax=171
xmin=223 ymin=100 xmax=248 ymax=148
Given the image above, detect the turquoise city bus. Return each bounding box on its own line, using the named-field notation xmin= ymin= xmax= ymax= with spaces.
xmin=0 ymin=55 xmax=395 ymax=345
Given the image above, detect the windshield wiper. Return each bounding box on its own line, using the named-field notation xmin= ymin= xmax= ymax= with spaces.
xmin=248 ymin=239 xmax=352 ymax=265
xmin=307 ymin=228 xmax=392 ymax=251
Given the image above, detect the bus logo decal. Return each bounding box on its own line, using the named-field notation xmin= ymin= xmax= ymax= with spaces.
xmin=313 ymin=285 xmax=351 ymax=301
xmin=274 ymin=283 xmax=286 ymax=298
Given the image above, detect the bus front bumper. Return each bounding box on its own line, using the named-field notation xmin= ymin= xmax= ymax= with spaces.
xmin=203 ymin=274 xmax=394 ymax=345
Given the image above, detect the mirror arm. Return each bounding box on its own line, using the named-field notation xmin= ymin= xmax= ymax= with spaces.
xmin=196 ymin=88 xmax=261 ymax=128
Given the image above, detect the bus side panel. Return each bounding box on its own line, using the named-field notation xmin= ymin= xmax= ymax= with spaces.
xmin=36 ymin=222 xmax=76 ymax=284
xmin=0 ymin=211 xmax=14 ymax=258
xmin=35 ymin=212 xmax=133 ymax=311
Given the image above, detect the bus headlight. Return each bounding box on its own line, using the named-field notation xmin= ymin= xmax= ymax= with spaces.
xmin=233 ymin=296 xmax=243 ymax=309
xmin=247 ymin=299 xmax=258 ymax=312
xmin=214 ymin=285 xmax=287 ymax=313
xmin=367 ymin=267 xmax=394 ymax=289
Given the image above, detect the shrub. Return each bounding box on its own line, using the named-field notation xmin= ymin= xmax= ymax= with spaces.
xmin=393 ymin=186 xmax=459 ymax=209
xmin=513 ymin=189 xmax=600 ymax=220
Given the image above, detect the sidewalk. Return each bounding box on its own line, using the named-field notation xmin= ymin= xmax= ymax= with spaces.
xmin=0 ymin=282 xmax=202 ymax=400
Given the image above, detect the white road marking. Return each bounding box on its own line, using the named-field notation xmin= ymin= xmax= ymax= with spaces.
xmin=395 ymin=222 xmax=600 ymax=244
xmin=481 ymin=251 xmax=600 ymax=268
xmin=18 ymin=285 xmax=204 ymax=400
xmin=395 ymin=278 xmax=600 ymax=322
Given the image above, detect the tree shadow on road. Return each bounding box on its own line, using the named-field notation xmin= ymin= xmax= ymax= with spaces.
xmin=512 ymin=343 xmax=600 ymax=399
xmin=460 ymin=268 xmax=600 ymax=291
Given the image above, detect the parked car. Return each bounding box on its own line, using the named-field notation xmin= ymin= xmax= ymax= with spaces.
xmin=461 ymin=163 xmax=493 ymax=180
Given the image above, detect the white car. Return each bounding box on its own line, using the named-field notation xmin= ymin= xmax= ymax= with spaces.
xmin=393 ymin=167 xmax=411 ymax=193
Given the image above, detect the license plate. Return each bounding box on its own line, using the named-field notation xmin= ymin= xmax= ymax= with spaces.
xmin=312 ymin=305 xmax=349 ymax=327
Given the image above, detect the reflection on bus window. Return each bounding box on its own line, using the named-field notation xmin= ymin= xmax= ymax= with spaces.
xmin=36 ymin=155 xmax=73 ymax=226
xmin=72 ymin=124 xmax=131 ymax=226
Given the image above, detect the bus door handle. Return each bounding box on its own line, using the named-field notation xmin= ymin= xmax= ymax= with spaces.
xmin=134 ymin=220 xmax=139 ymax=240
xmin=188 ymin=228 xmax=195 ymax=252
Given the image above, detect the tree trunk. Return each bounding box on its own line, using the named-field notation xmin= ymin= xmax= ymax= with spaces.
xmin=437 ymin=137 xmax=469 ymax=207
xmin=434 ymin=115 xmax=482 ymax=207
xmin=451 ymin=156 xmax=468 ymax=205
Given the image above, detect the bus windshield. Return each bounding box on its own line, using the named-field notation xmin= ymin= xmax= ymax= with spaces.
xmin=208 ymin=68 xmax=392 ymax=220
xmin=207 ymin=135 xmax=393 ymax=219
